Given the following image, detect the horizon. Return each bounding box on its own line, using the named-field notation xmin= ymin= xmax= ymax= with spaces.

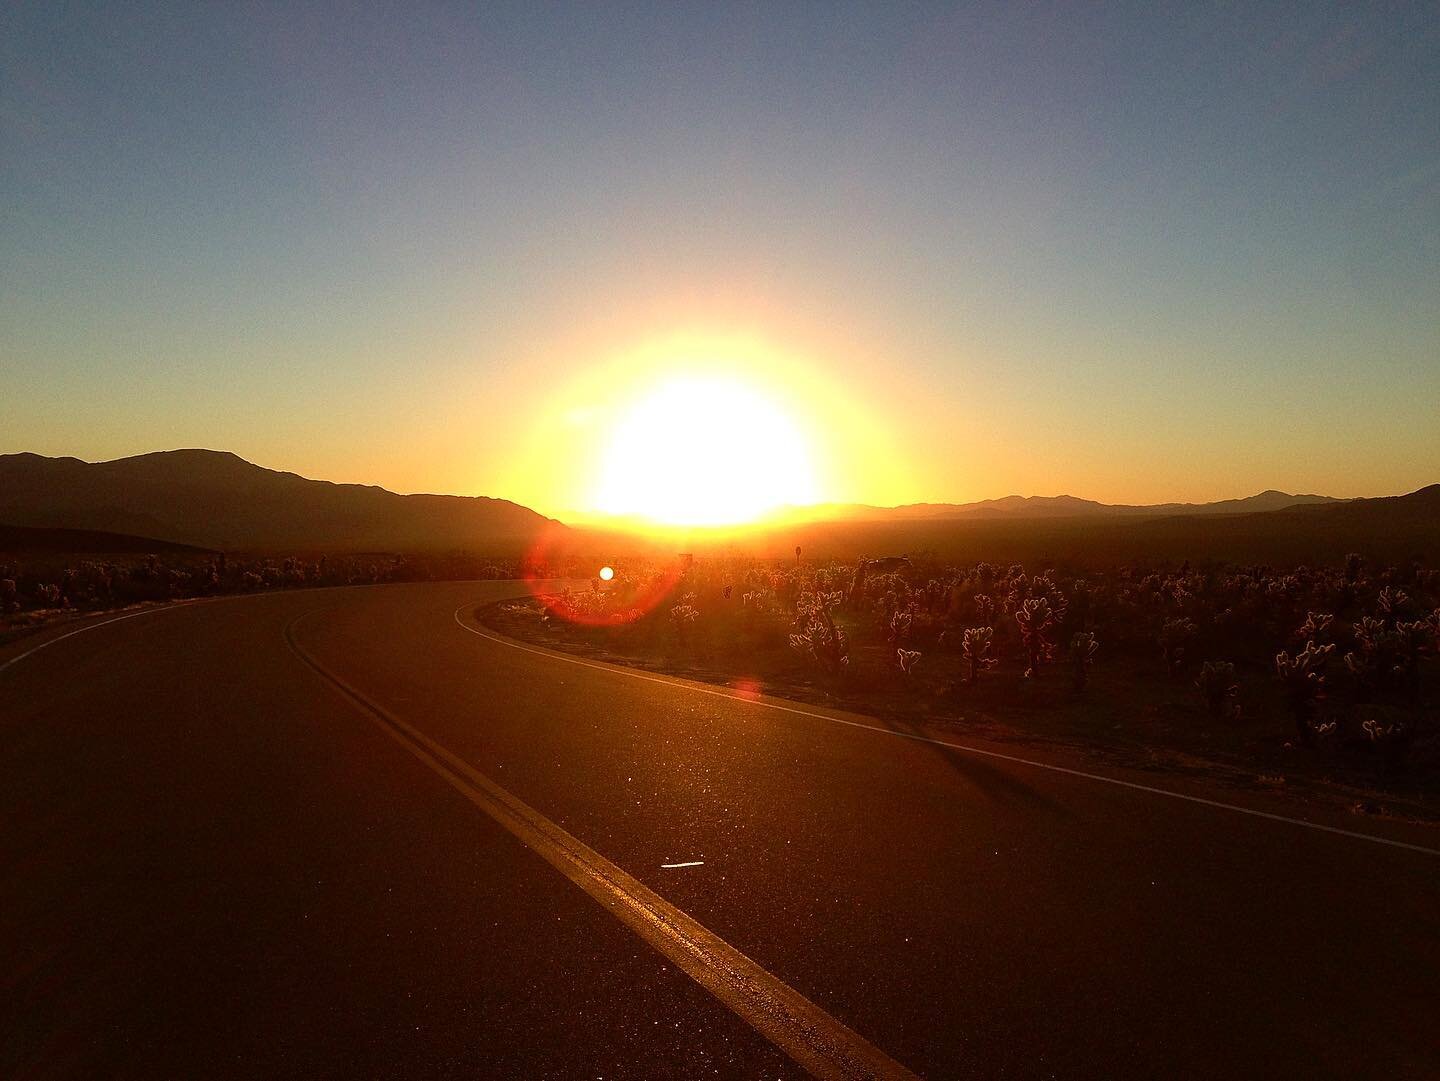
xmin=2 ymin=443 xmax=1416 ymax=506
xmin=4 ymin=445 xmax=1427 ymax=521
xmin=4 ymin=4 xmax=1438 ymax=523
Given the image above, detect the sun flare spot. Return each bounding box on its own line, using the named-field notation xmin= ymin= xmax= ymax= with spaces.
xmin=593 ymin=375 xmax=819 ymax=527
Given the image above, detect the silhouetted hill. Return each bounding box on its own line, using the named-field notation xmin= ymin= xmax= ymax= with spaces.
xmin=663 ymin=485 xmax=1439 ymax=566
xmin=0 ymin=451 xmax=566 ymax=553
xmin=0 ymin=523 xmax=214 ymax=555
xmin=787 ymin=490 xmax=1340 ymax=522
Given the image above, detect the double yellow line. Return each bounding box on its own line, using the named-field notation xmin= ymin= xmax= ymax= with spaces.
xmin=285 ymin=610 xmax=918 ymax=1081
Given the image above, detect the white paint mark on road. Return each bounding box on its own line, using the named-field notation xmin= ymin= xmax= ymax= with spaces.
xmin=455 ymin=605 xmax=1440 ymax=860
xmin=662 ymin=861 xmax=705 ymax=869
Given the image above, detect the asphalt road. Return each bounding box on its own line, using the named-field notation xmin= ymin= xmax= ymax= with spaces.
xmin=3 ymin=581 xmax=1437 ymax=1080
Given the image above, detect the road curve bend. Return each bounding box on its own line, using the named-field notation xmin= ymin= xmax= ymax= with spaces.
xmin=3 ymin=581 xmax=1437 ymax=1080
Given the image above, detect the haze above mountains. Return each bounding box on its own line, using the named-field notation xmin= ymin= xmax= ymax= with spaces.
xmin=1 ymin=450 xmax=1435 ymax=564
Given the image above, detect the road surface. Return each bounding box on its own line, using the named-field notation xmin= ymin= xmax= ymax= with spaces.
xmin=3 ymin=581 xmax=1437 ymax=1079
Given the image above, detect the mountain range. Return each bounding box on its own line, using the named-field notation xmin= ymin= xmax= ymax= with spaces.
xmin=0 ymin=450 xmax=1435 ymax=563
xmin=0 ymin=450 xmax=565 ymax=553
xmin=783 ymin=490 xmax=1340 ymax=523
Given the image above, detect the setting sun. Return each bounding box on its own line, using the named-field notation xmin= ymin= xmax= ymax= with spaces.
xmin=592 ymin=375 xmax=819 ymax=527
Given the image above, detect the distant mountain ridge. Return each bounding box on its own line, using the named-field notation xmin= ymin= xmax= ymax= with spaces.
xmin=734 ymin=483 xmax=1440 ymax=564
xmin=0 ymin=450 xmax=565 ymax=553
xmin=785 ymin=490 xmax=1342 ymax=523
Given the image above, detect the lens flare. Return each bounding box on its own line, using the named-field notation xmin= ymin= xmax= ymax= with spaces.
xmin=598 ymin=565 xmax=614 ymax=581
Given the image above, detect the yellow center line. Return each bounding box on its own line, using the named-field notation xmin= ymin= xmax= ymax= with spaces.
xmin=285 ymin=609 xmax=919 ymax=1081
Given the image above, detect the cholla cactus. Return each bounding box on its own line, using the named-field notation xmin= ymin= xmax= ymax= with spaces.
xmin=972 ymin=593 xmax=997 ymax=627
xmin=1266 ymin=575 xmax=1300 ymax=600
xmin=1275 ymin=641 xmax=1335 ymax=741
xmin=789 ymin=597 xmax=850 ymax=675
xmin=1361 ymin=715 xmax=1405 ymax=743
xmin=1345 ymin=615 xmax=1400 ymax=698
xmin=1158 ymin=618 xmax=1197 ymax=678
xmin=1068 ymin=632 xmax=1098 ymax=691
xmin=888 ymin=608 xmax=913 ymax=645
xmin=896 ymin=648 xmax=921 ymax=675
xmin=1360 ymin=710 xmax=1413 ymax=771
xmin=1014 ymin=596 xmax=1058 ymax=678
xmin=1295 ymin=611 xmax=1333 ymax=643
xmin=669 ymin=603 xmax=699 ymax=640
xmin=1393 ymin=618 xmax=1436 ymax=698
xmin=961 ymin=626 xmax=997 ymax=683
xmin=1376 ymin=586 xmax=1409 ymax=620
xmin=1195 ymin=661 xmax=1240 ymax=718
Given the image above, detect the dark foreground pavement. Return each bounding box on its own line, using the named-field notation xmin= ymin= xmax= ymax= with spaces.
xmin=3 ymin=582 xmax=1437 ymax=1079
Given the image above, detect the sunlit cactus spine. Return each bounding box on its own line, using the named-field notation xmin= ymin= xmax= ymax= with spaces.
xmin=1359 ymin=707 xmax=1414 ymax=773
xmin=670 ymin=603 xmax=699 ymax=631
xmin=1294 ymin=611 xmax=1333 ymax=644
xmin=1376 ymin=586 xmax=1409 ymax=620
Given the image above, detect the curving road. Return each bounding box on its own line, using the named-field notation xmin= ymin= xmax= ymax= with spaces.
xmin=3 ymin=581 xmax=1437 ymax=1080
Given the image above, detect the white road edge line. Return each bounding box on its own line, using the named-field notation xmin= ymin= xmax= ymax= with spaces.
xmin=0 ymin=603 xmax=199 ymax=677
xmin=455 ymin=604 xmax=1440 ymax=859
xmin=286 ymin=610 xmax=917 ymax=1081
xmin=0 ymin=579 xmax=574 ymax=682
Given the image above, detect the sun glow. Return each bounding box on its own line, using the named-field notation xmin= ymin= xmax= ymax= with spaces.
xmin=500 ymin=329 xmax=913 ymax=525
xmin=593 ymin=375 xmax=820 ymax=527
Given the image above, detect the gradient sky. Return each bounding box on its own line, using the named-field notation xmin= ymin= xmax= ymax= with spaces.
xmin=3 ymin=3 xmax=1437 ymax=514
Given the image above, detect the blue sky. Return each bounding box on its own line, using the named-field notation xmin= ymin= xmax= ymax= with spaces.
xmin=3 ymin=3 xmax=1437 ymax=508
